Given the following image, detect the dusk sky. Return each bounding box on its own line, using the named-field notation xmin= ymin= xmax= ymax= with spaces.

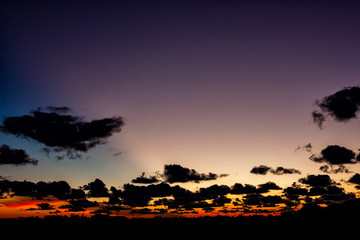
xmin=1 ymin=0 xmax=360 ymax=218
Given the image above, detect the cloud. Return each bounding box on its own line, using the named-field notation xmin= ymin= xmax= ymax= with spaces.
xmin=131 ymin=172 xmax=161 ymax=184
xmin=250 ymin=165 xmax=301 ymax=175
xmin=312 ymin=86 xmax=360 ymax=128
xmin=283 ymin=185 xmax=309 ymax=201
xmin=26 ymin=203 xmax=55 ymax=211
xmin=348 ymin=173 xmax=360 ymax=189
xmin=295 ymin=143 xmax=313 ymax=153
xmin=60 ymin=199 xmax=99 ymax=212
xmin=319 ymin=165 xmax=352 ymax=174
xmin=298 ymin=174 xmax=335 ymax=187
xmin=270 ymin=167 xmax=301 ymax=175
xmin=242 ymin=193 xmax=283 ymax=207
xmin=250 ymin=165 xmax=271 ymax=175
xmin=311 ymin=111 xmax=326 ymax=129
xmin=0 ymin=106 xmax=124 ymax=158
xmin=0 ymin=179 xmax=84 ymax=200
xmin=0 ymin=144 xmax=38 ymax=166
xmin=310 ymin=145 xmax=358 ymax=165
xmin=163 ymin=164 xmax=228 ymax=183
xmin=84 ymin=179 xmax=109 ymax=197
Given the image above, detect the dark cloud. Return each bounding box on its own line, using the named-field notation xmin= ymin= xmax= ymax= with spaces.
xmin=270 ymin=167 xmax=301 ymax=175
xmin=0 ymin=106 xmax=124 ymax=158
xmin=131 ymin=172 xmax=161 ymax=184
xmin=298 ymin=174 xmax=335 ymax=187
xmin=250 ymin=165 xmax=271 ymax=175
xmin=198 ymin=184 xmax=231 ymax=199
xmin=319 ymin=165 xmax=352 ymax=174
xmin=0 ymin=179 xmax=84 ymax=200
xmin=250 ymin=165 xmax=301 ymax=175
xmin=122 ymin=183 xmax=175 ymax=207
xmin=242 ymin=193 xmax=283 ymax=207
xmin=283 ymin=185 xmax=309 ymax=201
xmin=60 ymin=199 xmax=100 ymax=212
xmin=163 ymin=164 xmax=228 ymax=183
xmin=258 ymin=182 xmax=282 ymax=192
xmin=310 ymin=145 xmax=358 ymax=165
xmin=27 ymin=203 xmax=55 ymax=211
xmin=84 ymin=179 xmax=109 ymax=197
xmin=348 ymin=173 xmax=360 ymax=189
xmin=0 ymin=144 xmax=38 ymax=166
xmin=230 ymin=182 xmax=281 ymax=195
xmin=312 ymin=86 xmax=360 ymax=128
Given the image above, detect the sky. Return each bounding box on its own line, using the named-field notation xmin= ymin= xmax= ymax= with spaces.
xmin=1 ymin=0 xmax=360 ymax=218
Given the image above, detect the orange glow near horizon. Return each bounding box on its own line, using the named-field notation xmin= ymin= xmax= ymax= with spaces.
xmin=0 ymin=194 xmax=300 ymax=219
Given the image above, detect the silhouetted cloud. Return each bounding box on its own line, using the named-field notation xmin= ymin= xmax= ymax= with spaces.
xmin=0 ymin=106 xmax=124 ymax=159
xmin=26 ymin=203 xmax=55 ymax=211
xmin=270 ymin=167 xmax=301 ymax=175
xmin=242 ymin=193 xmax=283 ymax=207
xmin=250 ymin=165 xmax=271 ymax=175
xmin=283 ymin=185 xmax=308 ymax=201
xmin=310 ymin=145 xmax=358 ymax=165
xmin=0 ymin=144 xmax=38 ymax=166
xmin=163 ymin=164 xmax=228 ymax=183
xmin=131 ymin=172 xmax=161 ymax=184
xmin=319 ymin=165 xmax=352 ymax=174
xmin=299 ymin=174 xmax=335 ymax=187
xmin=60 ymin=199 xmax=99 ymax=212
xmin=312 ymin=86 xmax=360 ymax=128
xmin=84 ymin=179 xmax=109 ymax=197
xmin=348 ymin=173 xmax=360 ymax=189
xmin=250 ymin=165 xmax=301 ymax=175
xmin=0 ymin=179 xmax=84 ymax=200
xmin=258 ymin=182 xmax=282 ymax=192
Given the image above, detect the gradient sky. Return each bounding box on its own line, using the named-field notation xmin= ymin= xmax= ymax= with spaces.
xmin=2 ymin=0 xmax=360 ymax=199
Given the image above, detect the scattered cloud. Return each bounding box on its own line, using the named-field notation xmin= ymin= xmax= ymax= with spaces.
xmin=0 ymin=106 xmax=124 ymax=159
xmin=0 ymin=179 xmax=84 ymax=200
xmin=312 ymin=86 xmax=360 ymax=128
xmin=131 ymin=172 xmax=161 ymax=184
xmin=84 ymin=179 xmax=109 ymax=197
xmin=319 ymin=165 xmax=352 ymax=174
xmin=0 ymin=144 xmax=38 ymax=166
xmin=250 ymin=165 xmax=271 ymax=175
xmin=348 ymin=173 xmax=360 ymax=189
xmin=163 ymin=164 xmax=228 ymax=183
xmin=298 ymin=174 xmax=335 ymax=187
xmin=295 ymin=143 xmax=313 ymax=153
xmin=250 ymin=165 xmax=301 ymax=175
xmin=310 ymin=145 xmax=358 ymax=165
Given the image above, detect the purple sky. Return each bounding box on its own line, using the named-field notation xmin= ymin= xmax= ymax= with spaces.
xmin=2 ymin=0 xmax=360 ymax=189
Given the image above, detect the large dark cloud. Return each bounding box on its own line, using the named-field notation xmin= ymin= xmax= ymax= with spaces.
xmin=0 ymin=144 xmax=38 ymax=166
xmin=0 ymin=179 xmax=85 ymax=200
xmin=312 ymin=86 xmax=360 ymax=128
xmin=310 ymin=145 xmax=358 ymax=165
xmin=0 ymin=106 xmax=124 ymax=158
xmin=250 ymin=165 xmax=301 ymax=175
xmin=163 ymin=164 xmax=228 ymax=183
